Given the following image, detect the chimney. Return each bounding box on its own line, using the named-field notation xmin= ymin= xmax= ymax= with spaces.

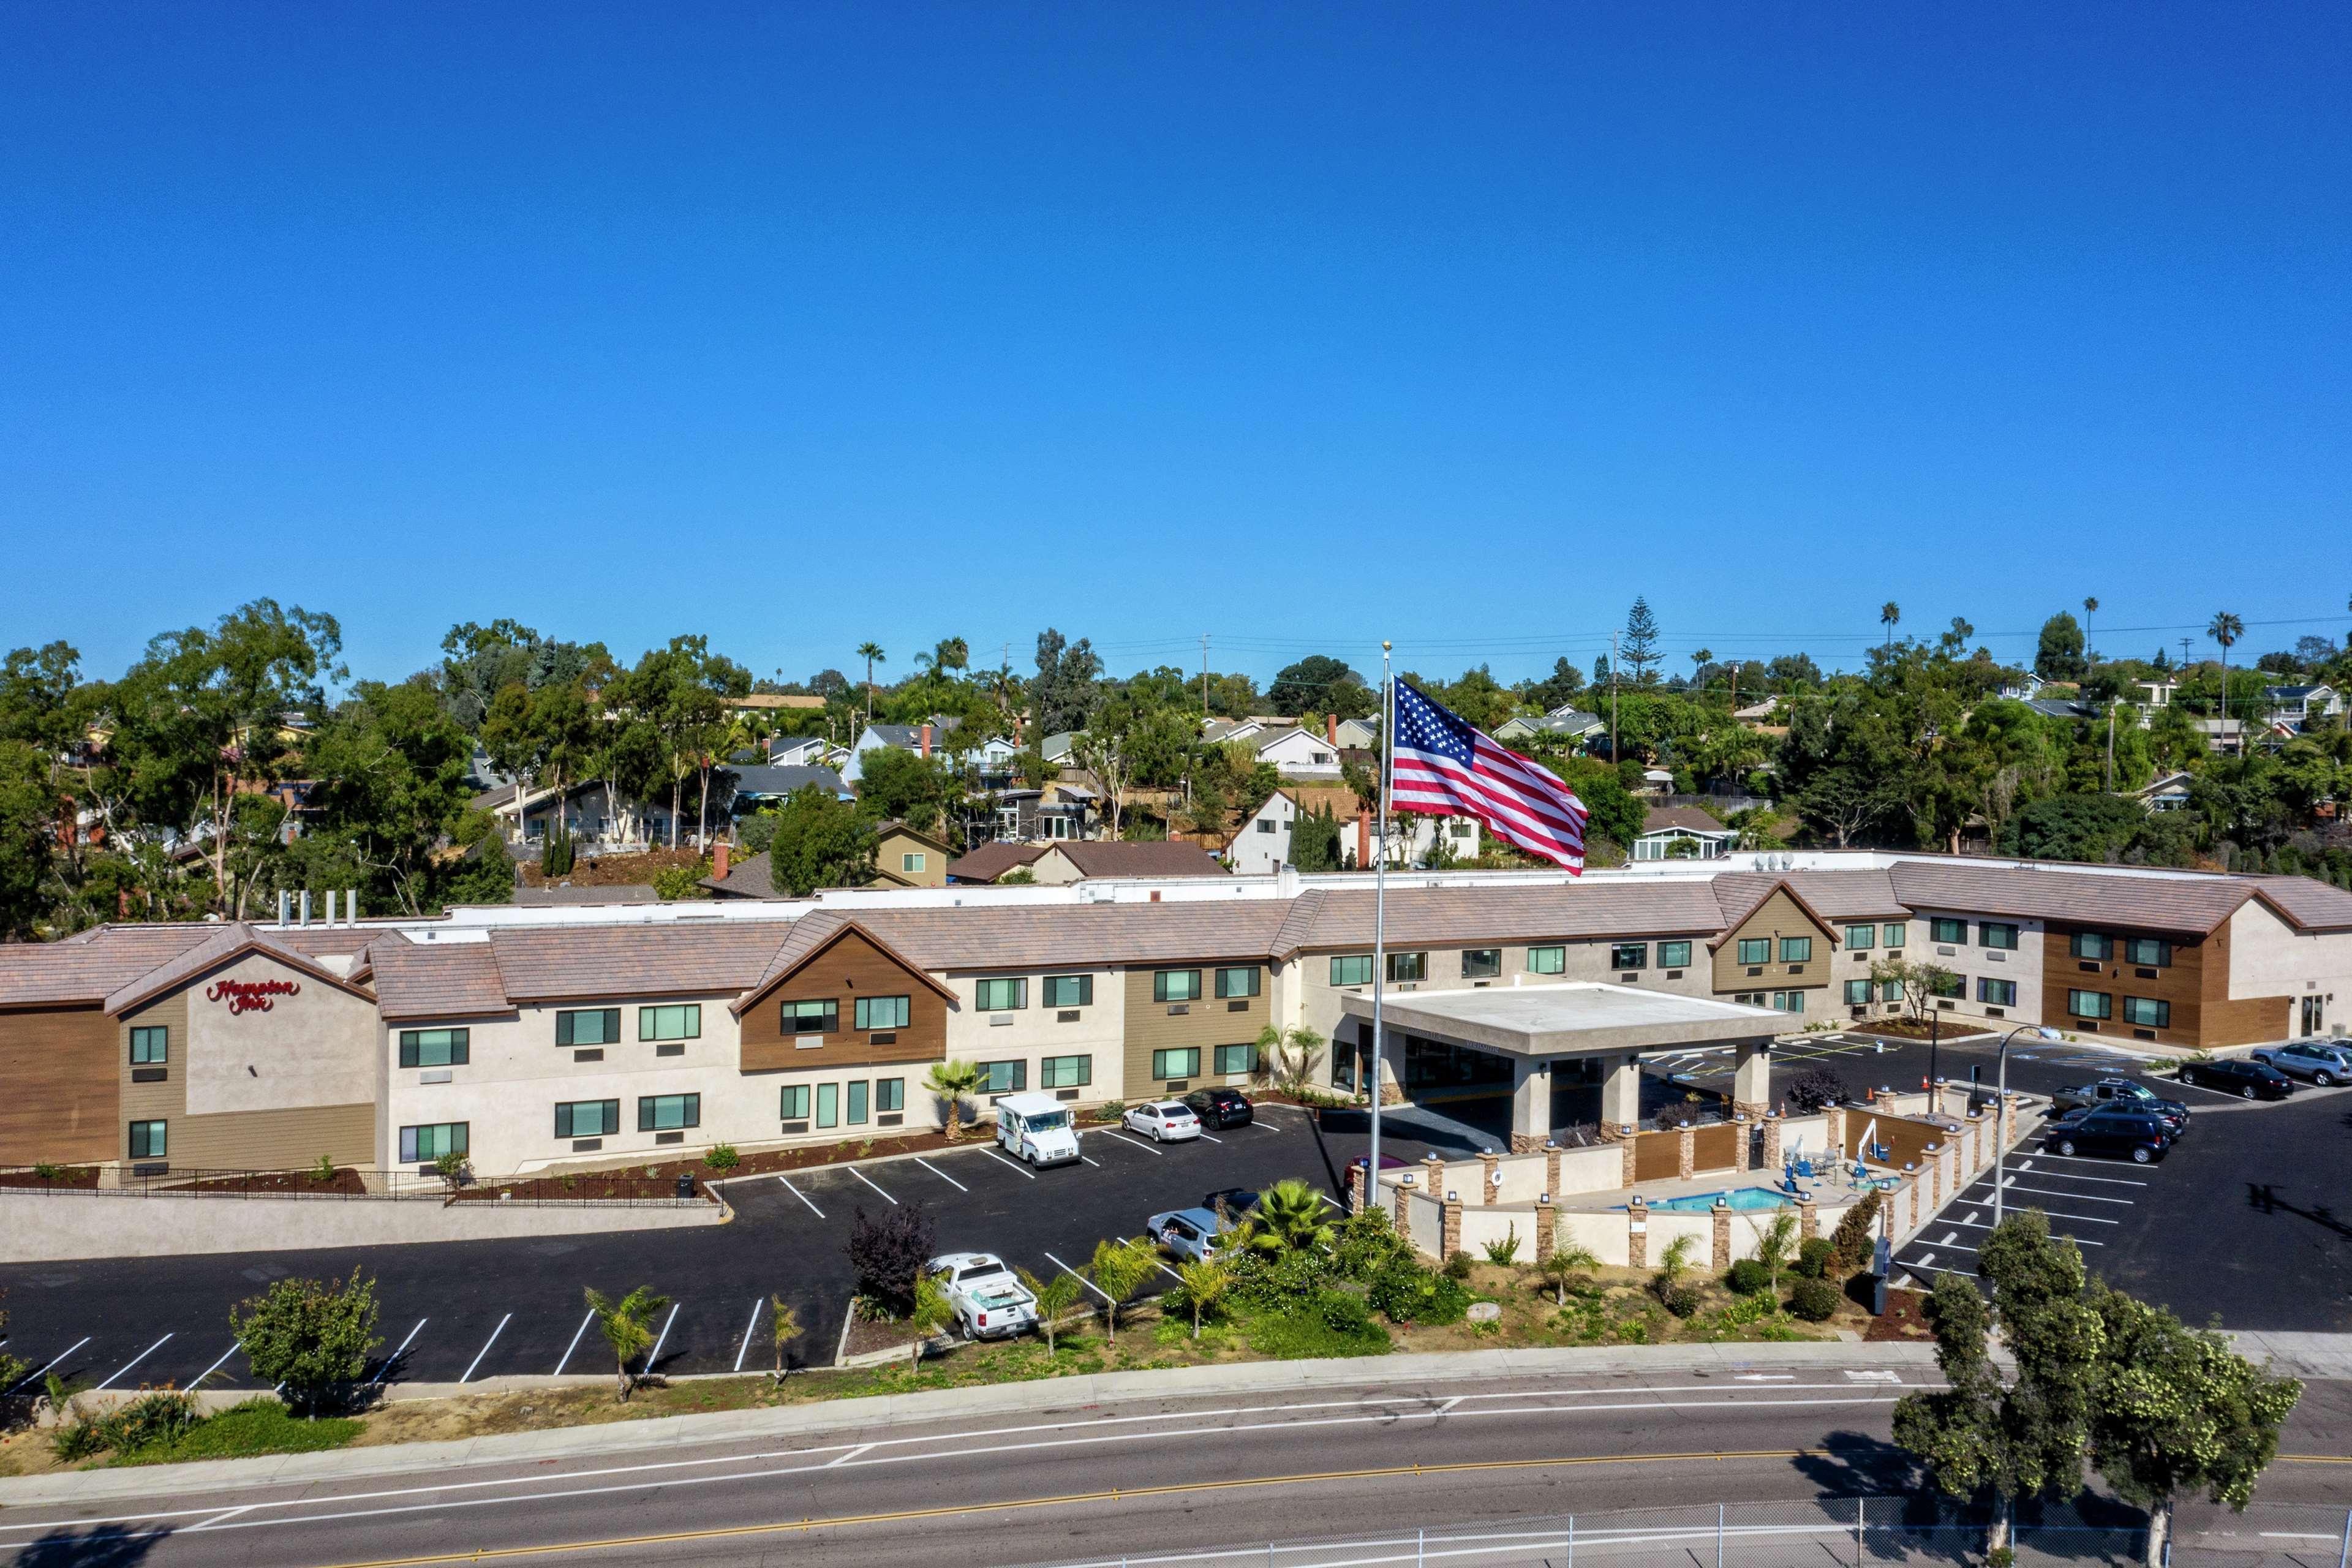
xmin=1326 ymin=712 xmax=1338 ymax=746
xmin=324 ymin=890 xmax=337 ymax=926
xmin=920 ymin=723 xmax=933 ymax=758
xmin=1357 ymin=809 xmax=1371 ymax=868
xmin=714 ymin=842 xmax=731 ymax=881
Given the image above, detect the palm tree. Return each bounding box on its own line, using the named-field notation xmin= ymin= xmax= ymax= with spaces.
xmin=1016 ymin=1265 xmax=1084 ymax=1354
xmin=1537 ymin=1240 xmax=1600 ymax=1308
xmin=855 ymin=642 xmax=886 ymax=725
xmin=1173 ymin=1257 xmax=1232 ymax=1338
xmin=1691 ymin=648 xmax=1713 ymax=693
xmin=584 ymin=1284 xmax=669 ymax=1402
xmin=924 ymin=1060 xmax=981 ymax=1140
xmin=1879 ymin=602 xmax=1901 ymax=653
xmin=768 ymin=1295 xmax=802 ymax=1381
xmin=2208 ymin=611 xmax=2244 ymax=747
xmin=1240 ymin=1178 xmax=1334 ymax=1255
xmin=1086 ymin=1237 xmax=1155 ymax=1345
xmin=2082 ymin=597 xmax=2100 ymax=668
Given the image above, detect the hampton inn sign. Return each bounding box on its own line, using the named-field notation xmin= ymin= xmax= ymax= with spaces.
xmin=205 ymin=977 xmax=300 ymax=1015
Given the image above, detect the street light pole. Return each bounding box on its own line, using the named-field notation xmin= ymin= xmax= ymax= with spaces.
xmin=1991 ymin=1023 xmax=2064 ymax=1231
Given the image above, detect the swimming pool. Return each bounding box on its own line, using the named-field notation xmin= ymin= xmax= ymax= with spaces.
xmin=1623 ymin=1187 xmax=1792 ymax=1213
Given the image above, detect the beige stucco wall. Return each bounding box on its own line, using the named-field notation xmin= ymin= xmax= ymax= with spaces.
xmin=2225 ymin=900 xmax=2352 ymax=1031
xmin=1911 ymin=908 xmax=2046 ymax=1028
xmin=944 ymin=965 xmax=1127 ymax=1104
xmin=183 ymin=953 xmax=379 ymax=1117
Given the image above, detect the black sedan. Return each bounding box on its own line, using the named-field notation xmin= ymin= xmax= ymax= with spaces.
xmin=1183 ymin=1086 xmax=1255 ymax=1129
xmin=2043 ymin=1107 xmax=2174 ymax=1164
xmin=2175 ymin=1057 xmax=2295 ymax=1100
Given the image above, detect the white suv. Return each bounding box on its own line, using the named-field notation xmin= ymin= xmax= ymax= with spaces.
xmin=1122 ymin=1101 xmax=1202 ymax=1144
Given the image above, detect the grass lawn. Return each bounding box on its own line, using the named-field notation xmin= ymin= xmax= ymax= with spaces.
xmin=110 ymin=1398 xmax=364 ymax=1466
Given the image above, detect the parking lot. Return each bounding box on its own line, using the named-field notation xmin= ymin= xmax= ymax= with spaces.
xmin=0 ymin=1104 xmax=1388 ymax=1398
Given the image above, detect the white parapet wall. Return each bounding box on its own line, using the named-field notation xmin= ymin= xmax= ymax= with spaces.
xmin=0 ymin=1188 xmax=727 ymax=1263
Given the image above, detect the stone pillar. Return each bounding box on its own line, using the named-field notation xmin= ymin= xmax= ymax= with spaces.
xmin=1478 ymin=1150 xmax=1501 ymax=1205
xmin=1762 ymin=1112 xmax=1784 ymax=1173
xmin=1676 ymin=1125 xmax=1696 ymax=1179
xmin=1423 ymin=1154 xmax=1446 ymax=1206
xmin=1535 ymin=1196 xmax=1556 ymax=1264
xmin=1928 ymin=1079 xmax=1945 ymax=1117
xmin=1733 ymin=1114 xmax=1752 ymax=1172
xmin=1627 ymin=1196 xmax=1648 ymax=1270
xmin=1544 ymin=1142 xmax=1562 ymax=1200
xmin=1904 ymin=1176 xmax=1918 ymax=1230
xmin=1942 ymin=1138 xmax=1961 ymax=1202
xmin=1732 ymin=1038 xmax=1771 ymax=1120
xmin=1440 ymin=1193 xmax=1463 ymax=1260
xmin=1711 ymin=1199 xmax=1733 ymax=1273
xmin=1393 ymin=1178 xmax=1413 ymax=1233
xmin=1600 ymin=1054 xmax=1642 ymax=1130
xmin=1509 ymin=1058 xmax=1553 ymax=1154
xmin=1922 ymin=1149 xmax=1940 ymax=1208
xmin=1620 ymin=1139 xmax=1638 ymax=1188
xmin=1349 ymin=1158 xmax=1370 ymax=1215
xmin=1824 ymin=1107 xmax=1847 ymax=1163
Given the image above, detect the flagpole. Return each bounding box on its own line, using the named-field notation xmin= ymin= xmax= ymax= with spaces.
xmin=1368 ymin=641 xmax=1392 ymax=1203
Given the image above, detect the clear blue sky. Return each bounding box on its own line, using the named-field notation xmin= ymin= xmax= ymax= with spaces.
xmin=5 ymin=3 xmax=2348 ymax=692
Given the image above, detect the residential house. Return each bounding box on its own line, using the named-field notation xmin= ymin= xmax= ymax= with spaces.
xmin=987 ymin=785 xmax=1097 ymax=845
xmin=1023 ymin=840 xmax=1228 ymax=883
xmin=1255 ymin=722 xmax=1343 ymax=780
xmin=870 ymin=821 xmax=954 ymax=888
xmin=1039 ymin=730 xmax=1084 ymax=766
xmin=725 ymin=695 xmax=827 ymax=717
xmin=1227 ymin=787 xmax=1477 ymax=875
xmin=944 ymin=842 xmax=1050 ymax=884
xmin=767 ymin=734 xmax=845 ymax=768
xmin=716 ymin=766 xmax=853 ymax=823
xmin=1494 ymin=707 xmax=1605 ymax=746
xmin=1633 ymin=806 xmax=1738 ymax=861
xmin=841 ymin=718 xmax=961 ymax=785
xmin=2264 ymin=685 xmax=2342 ymax=731
xmin=1333 ymin=718 xmax=1379 ymax=748
xmin=477 ymin=782 xmax=677 ymax=848
xmin=2136 ymin=771 xmax=2195 ymax=813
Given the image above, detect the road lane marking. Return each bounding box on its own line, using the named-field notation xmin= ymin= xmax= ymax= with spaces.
xmin=733 ymin=1299 xmax=764 ymax=1373
xmin=94 ymin=1333 xmax=173 ymax=1392
xmin=981 ymin=1149 xmax=1038 ymax=1180
xmin=644 ymin=1302 xmax=681 ymax=1373
xmin=846 ymin=1166 xmax=899 ymax=1205
xmin=827 ymin=1443 xmax=873 ymax=1468
xmin=1041 ymin=1250 xmax=1114 ymax=1303
xmin=778 ymin=1176 xmax=826 ymax=1217
xmin=458 ymin=1316 xmax=511 ymax=1385
xmin=552 ymin=1310 xmax=596 ymax=1377
xmin=9 ymin=1336 xmax=91 ymax=1393
xmin=916 ymin=1158 xmax=968 ymax=1192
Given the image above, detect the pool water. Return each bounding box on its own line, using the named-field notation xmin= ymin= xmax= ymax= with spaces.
xmin=1626 ymin=1187 xmax=1792 ymax=1213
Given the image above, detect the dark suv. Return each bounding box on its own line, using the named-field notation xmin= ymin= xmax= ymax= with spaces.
xmin=2044 ymin=1107 xmax=2174 ymax=1164
xmin=2176 ymin=1057 xmax=2295 ymax=1100
xmin=1183 ymin=1086 xmax=1254 ymax=1129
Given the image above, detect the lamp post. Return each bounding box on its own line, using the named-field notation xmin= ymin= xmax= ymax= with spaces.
xmin=1991 ymin=1024 xmax=2065 ymax=1230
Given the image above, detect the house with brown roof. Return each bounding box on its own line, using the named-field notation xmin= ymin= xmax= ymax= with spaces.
xmin=1633 ymin=806 xmax=1738 ymax=861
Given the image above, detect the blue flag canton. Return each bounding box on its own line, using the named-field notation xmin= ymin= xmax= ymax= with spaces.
xmin=1394 ymin=680 xmax=1475 ymax=763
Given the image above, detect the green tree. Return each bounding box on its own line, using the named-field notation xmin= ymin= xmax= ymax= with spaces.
xmin=906 ymin=1272 xmax=953 ymax=1369
xmin=768 ymin=1295 xmax=802 ymax=1380
xmin=1747 ymin=1210 xmax=1799 ymax=1294
xmin=584 ymin=1284 xmax=670 ymax=1402
xmin=2000 ymin=793 xmax=2147 ymax=864
xmin=230 ymin=1267 xmax=381 ymax=1417
xmin=1085 ymin=1238 xmax=1156 ymax=1345
xmin=767 ymin=784 xmax=877 ymax=894
xmin=1030 ymin=629 xmax=1103 ymax=735
xmin=1288 ymin=801 xmax=1343 ymax=872
xmin=0 ymin=742 xmax=58 ymax=941
xmin=1172 ymin=1257 xmax=1232 ymax=1338
xmin=1254 ymin=1024 xmax=1325 ymax=1091
xmin=1880 ymin=601 xmax=1901 ymax=652
xmin=1537 ymin=1239 xmax=1600 ymax=1307
xmin=2035 ymin=612 xmax=2089 ymax=682
xmin=1016 ymin=1265 xmax=1085 ymax=1354
xmin=1241 ymin=1178 xmax=1335 ymax=1255
xmin=855 ymin=642 xmax=886 ymax=724
xmin=302 ymin=680 xmax=480 ymax=916
xmin=925 ymin=1059 xmax=981 ymax=1141
xmin=2208 ymin=612 xmax=2245 ymax=745
xmin=1621 ymin=597 xmax=1663 ymax=685
xmin=1268 ymin=655 xmax=1373 ymax=720
xmin=856 ymin=746 xmax=956 ymax=833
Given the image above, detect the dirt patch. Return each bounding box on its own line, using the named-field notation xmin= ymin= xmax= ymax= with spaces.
xmin=0 ymin=1167 xmax=99 ymax=1190
xmin=456 ymin=1172 xmax=715 ymax=1204
xmin=1843 ymin=1020 xmax=1994 ymax=1044
xmin=165 ymin=1167 xmax=371 ymax=1196
xmin=1864 ymin=1286 xmax=1935 ymax=1342
xmin=516 ymin=846 xmax=709 ymax=890
xmin=843 ymin=1314 xmax=925 ymax=1360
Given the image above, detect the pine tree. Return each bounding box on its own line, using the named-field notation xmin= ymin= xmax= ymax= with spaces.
xmin=1621 ymin=598 xmax=1662 ymax=685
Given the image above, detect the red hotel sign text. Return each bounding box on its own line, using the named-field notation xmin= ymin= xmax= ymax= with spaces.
xmin=206 ymin=978 xmax=300 ymax=1015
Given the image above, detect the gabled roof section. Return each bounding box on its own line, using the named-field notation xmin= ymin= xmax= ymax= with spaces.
xmin=1706 ymin=876 xmax=1842 ymax=946
xmin=489 ymin=923 xmax=790 ymax=1005
xmin=730 ymin=914 xmax=959 ymax=1017
xmin=366 ymin=932 xmax=514 ymax=1022
xmin=1272 ymin=882 xmax=1724 ymax=959
xmin=1269 ymin=888 xmax=1327 ymax=960
xmin=0 ymin=924 xmax=216 ymax=1009
xmin=944 ymin=842 xmax=1049 ymax=882
xmin=103 ymin=922 xmax=375 ymax=1017
xmin=1044 ymin=840 xmax=1229 ymax=880
xmin=2244 ymin=876 xmax=2352 ymax=934
xmin=1885 ymin=859 xmax=2257 ymax=935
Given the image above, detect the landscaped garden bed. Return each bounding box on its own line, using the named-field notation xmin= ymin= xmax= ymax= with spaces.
xmin=165 ymin=1167 xmax=373 ymax=1197
xmin=0 ymin=1165 xmax=99 ymax=1190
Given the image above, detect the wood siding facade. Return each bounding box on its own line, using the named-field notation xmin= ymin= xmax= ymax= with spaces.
xmin=0 ymin=1004 xmax=118 ymax=1164
xmin=737 ymin=929 xmax=951 ymax=1074
xmin=1710 ymin=888 xmax=1833 ymax=997
xmin=2039 ymin=919 xmax=2291 ymax=1049
xmin=1121 ymin=963 xmax=1268 ymax=1096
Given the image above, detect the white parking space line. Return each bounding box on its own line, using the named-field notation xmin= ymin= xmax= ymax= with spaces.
xmin=915 ymin=1157 xmax=968 ymax=1192
xmin=2000 ymin=1180 xmax=2133 ymax=1205
xmin=368 ymin=1318 xmax=427 ymax=1387
xmin=458 ymin=1314 xmax=511 ymax=1385
xmin=1947 ymin=1213 xmax=2117 ymax=1232
xmin=193 ymin=1342 xmax=243 ymax=1385
xmin=981 ymin=1148 xmax=1038 ymax=1180
xmin=1196 ymin=1131 xmax=1224 ymax=1144
xmin=778 ymin=1175 xmax=827 ymax=1216
xmin=1248 ymin=1120 xmax=1281 ymax=1133
xmin=93 ymin=1333 xmax=173 ymax=1392
xmin=1125 ymin=1239 xmax=1183 ymax=1283
xmin=1042 ymin=1250 xmax=1114 ymax=1303
xmin=1106 ymin=1132 xmax=1164 ymax=1156
xmin=2021 ymin=1156 xmax=2151 ymax=1180
xmin=644 ymin=1302 xmax=681 ymax=1371
xmin=1080 ymin=1156 xmax=1102 ymax=1167
xmin=552 ymin=1310 xmax=595 ymax=1376
xmin=846 ymin=1166 xmax=899 ymax=1205
xmin=8 ymin=1336 xmax=90 ymax=1394
xmin=733 ymin=1298 xmax=764 ymax=1373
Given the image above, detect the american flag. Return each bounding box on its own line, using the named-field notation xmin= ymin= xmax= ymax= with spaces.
xmin=1387 ymin=679 xmax=1589 ymax=872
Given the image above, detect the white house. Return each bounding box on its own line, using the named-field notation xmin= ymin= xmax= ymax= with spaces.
xmin=2136 ymin=771 xmax=2195 ymax=812
xmin=1333 ymin=717 xmax=1378 ymax=748
xmin=1632 ymin=805 xmax=1738 ymax=861
xmin=1227 ymin=788 xmax=1479 ymax=874
xmin=1255 ymin=726 xmax=1343 ymax=779
xmin=768 ymin=734 xmax=845 ymax=767
xmin=2264 ymin=684 xmax=2341 ymax=731
xmin=1494 ymin=708 xmax=1604 ymax=745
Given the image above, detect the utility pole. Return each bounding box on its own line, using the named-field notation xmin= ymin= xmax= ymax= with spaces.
xmin=2106 ymin=698 xmax=2118 ymax=792
xmin=1200 ymin=633 xmax=1210 ymax=716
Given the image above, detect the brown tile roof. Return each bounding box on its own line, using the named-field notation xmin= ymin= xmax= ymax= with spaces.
xmin=1885 ymin=859 xmax=2255 ymax=935
xmin=485 ymin=924 xmax=791 ymax=1004
xmin=366 ymin=933 xmax=514 ymax=1022
xmin=102 ymin=922 xmax=373 ymax=1016
xmin=1273 ymin=882 xmax=1728 ymax=957
xmin=844 ymin=901 xmax=1298 ymax=973
xmin=2245 ymin=875 xmax=2352 ymax=933
xmin=0 ymin=924 xmax=213 ymax=1008
xmin=702 ymin=852 xmax=781 ymax=899
xmin=1047 ymin=840 xmax=1229 ymax=879
xmin=1708 ymin=870 xmax=1909 ymax=925
xmin=944 ymin=842 xmax=1049 ymax=882
xmin=1642 ymin=807 xmax=1731 ymax=835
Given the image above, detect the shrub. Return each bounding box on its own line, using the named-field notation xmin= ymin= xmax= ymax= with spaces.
xmin=1828 ymin=1190 xmax=1882 ymax=1276
xmin=1231 ymin=1246 xmax=1332 ymax=1311
xmin=1368 ymin=1263 xmax=1469 ymax=1325
xmin=1482 ymin=1224 xmax=1521 ymax=1267
xmin=1795 ymin=1237 xmax=1837 ymax=1280
xmin=703 ymin=1144 xmax=741 ymax=1172
xmin=1442 ymin=1250 xmax=1474 ymax=1281
xmin=31 ymin=1161 xmax=62 ymax=1182
xmin=844 ymin=1200 xmax=935 ymax=1315
xmin=1317 ymin=1289 xmax=1375 ymax=1336
xmin=230 ymin=1267 xmax=382 ymax=1415
xmin=1095 ymin=1100 xmax=1126 ymax=1123
xmin=1784 ymin=1065 xmax=1850 ymax=1115
xmin=1789 ymin=1276 xmax=1841 ymax=1322
xmin=50 ymin=1414 xmax=109 ymax=1461
xmin=1726 ymin=1258 xmax=1772 ymax=1295
xmin=310 ymin=1154 xmax=337 ymax=1183
xmin=107 ymin=1388 xmax=202 ymax=1451
xmin=1657 ymin=1284 xmax=1702 ymax=1318
xmin=1330 ymin=1211 xmax=1416 ymax=1283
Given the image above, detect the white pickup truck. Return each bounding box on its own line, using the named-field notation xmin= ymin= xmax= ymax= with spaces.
xmin=925 ymin=1252 xmax=1038 ymax=1340
xmin=993 ymin=1091 xmax=1082 ymax=1167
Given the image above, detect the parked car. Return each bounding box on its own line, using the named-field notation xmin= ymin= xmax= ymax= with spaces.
xmin=1183 ymin=1086 xmax=1254 ymax=1129
xmin=2250 ymin=1039 xmax=2352 ymax=1087
xmin=1146 ymin=1205 xmax=1237 ymax=1262
xmin=2049 ymin=1078 xmax=2188 ymax=1132
xmin=1123 ymin=1101 xmax=1202 ymax=1143
xmin=2043 ymin=1107 xmax=2174 ymax=1164
xmin=925 ymin=1252 xmax=1038 ymax=1340
xmin=993 ymin=1093 xmax=1084 ymax=1167
xmin=1202 ymin=1186 xmax=1262 ymax=1219
xmin=2175 ymin=1057 xmax=2296 ymax=1100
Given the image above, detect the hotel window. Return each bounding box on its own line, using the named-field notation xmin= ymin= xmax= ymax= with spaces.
xmin=1152 ymin=1047 xmax=1202 ymax=1080
xmin=556 ymin=1009 xmax=620 ymax=1047
xmin=129 ymin=1026 xmax=168 ymax=1065
xmin=816 ymin=1083 xmax=838 ymax=1128
xmin=1461 ymin=949 xmax=1501 ymax=979
xmin=854 ymin=995 xmax=910 ymax=1030
xmin=1610 ymin=943 xmax=1648 ymax=971
xmin=1154 ymin=969 xmax=1202 ymax=1003
xmin=1882 ymin=923 xmax=1907 ymax=948
xmin=902 ymin=852 xmax=926 ymax=874
xmin=399 ymin=1122 xmax=467 ymax=1163
xmin=1041 ymin=1055 xmax=1091 ymax=1089
xmin=399 ymin=1028 xmax=470 ymax=1068
xmin=976 ymin=978 xmax=1027 ymax=1012
xmin=1215 ymin=1042 xmax=1257 ymax=1076
xmin=1216 ymin=966 xmax=1261 ymax=999
xmin=876 ymin=1077 xmax=904 ymax=1112
xmin=1387 ymin=951 xmax=1427 ymax=982
xmin=846 ymin=1080 xmax=869 ymax=1124
xmin=554 ymin=1099 xmax=619 ymax=1139
xmin=1771 ymin=991 xmax=1806 ymax=1014
xmin=638 ymin=1094 xmax=701 ymax=1132
xmin=2071 ymin=932 xmax=2113 ymax=961
xmin=782 ymin=999 xmax=838 ymax=1035
xmin=1044 ymin=974 xmax=1093 ymax=1007
xmin=639 ymin=1005 xmax=701 ymax=1042
xmin=1880 ymin=979 xmax=1905 ymax=1002
xmin=1843 ymin=925 xmax=1875 ymax=951
xmin=1931 ymin=971 xmax=1964 ymax=998
xmin=2067 ymin=990 xmax=2113 ymax=1020
xmin=128 ymin=1120 xmax=167 ymax=1159
xmin=1779 ymin=937 xmax=1813 ymax=963
xmin=1980 ymin=922 xmax=2019 ymax=951
xmin=1978 ymin=978 xmax=2018 ymax=1007
xmin=1658 ymin=941 xmax=1692 ymax=968
xmin=1526 ymin=946 xmax=1565 ymax=975
xmin=978 ymin=1060 xmax=1027 ymax=1094
xmin=2123 ymin=938 xmax=2172 ymax=968
xmin=1330 ymin=954 xmax=1374 ymax=986
xmin=1845 ymin=979 xmax=1873 ymax=1005
xmin=780 ymin=1084 xmax=810 ymax=1120
xmin=1736 ymin=938 xmax=1771 ymax=965
xmin=2122 ymin=996 xmax=2170 ymax=1028
xmin=1929 ymin=918 xmax=1967 ymax=944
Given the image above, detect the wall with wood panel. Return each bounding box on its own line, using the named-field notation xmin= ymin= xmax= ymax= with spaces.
xmin=1710 ymin=889 xmax=1831 ymax=997
xmin=739 ymin=929 xmax=950 ymax=1074
xmin=0 ymin=1004 xmax=118 ymax=1165
xmin=1122 ymin=963 xmax=1267 ymax=1096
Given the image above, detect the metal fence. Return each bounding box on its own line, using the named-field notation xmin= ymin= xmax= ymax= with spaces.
xmin=1005 ymin=1499 xmax=2352 ymax=1568
xmin=0 ymin=1164 xmax=714 ymax=1208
